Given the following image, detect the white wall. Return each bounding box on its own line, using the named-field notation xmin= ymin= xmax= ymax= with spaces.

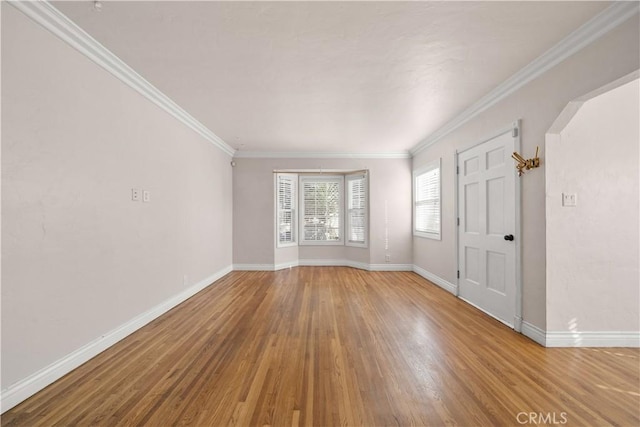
xmin=546 ymin=77 xmax=639 ymax=337
xmin=233 ymin=157 xmax=412 ymax=268
xmin=412 ymin=18 xmax=640 ymax=331
xmin=1 ymin=3 xmax=233 ymax=400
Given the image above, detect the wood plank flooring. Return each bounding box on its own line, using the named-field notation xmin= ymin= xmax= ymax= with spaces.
xmin=2 ymin=267 xmax=639 ymax=426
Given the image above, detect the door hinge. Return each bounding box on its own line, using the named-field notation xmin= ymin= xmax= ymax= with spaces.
xmin=456 ymin=166 xmax=459 ymax=174
xmin=457 ymin=270 xmax=460 ymax=279
xmin=457 ymin=217 xmax=460 ymax=226
xmin=512 ymin=128 xmax=519 ymax=138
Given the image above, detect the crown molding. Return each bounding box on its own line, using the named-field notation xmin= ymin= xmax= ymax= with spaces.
xmin=234 ymin=151 xmax=411 ymax=159
xmin=410 ymin=1 xmax=640 ymax=156
xmin=14 ymin=1 xmax=636 ymax=159
xmin=9 ymin=0 xmax=236 ymax=157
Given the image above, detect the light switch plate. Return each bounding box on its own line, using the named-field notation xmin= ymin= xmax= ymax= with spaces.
xmin=562 ymin=193 xmax=577 ymax=207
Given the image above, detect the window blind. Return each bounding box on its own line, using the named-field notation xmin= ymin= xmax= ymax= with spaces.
xmin=300 ymin=177 xmax=343 ymax=244
xmin=347 ymin=174 xmax=367 ymax=246
xmin=276 ymin=174 xmax=296 ymax=246
xmin=414 ymin=161 xmax=441 ymax=238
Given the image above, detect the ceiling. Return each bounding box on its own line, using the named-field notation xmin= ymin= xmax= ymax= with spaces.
xmin=53 ymin=1 xmax=610 ymax=155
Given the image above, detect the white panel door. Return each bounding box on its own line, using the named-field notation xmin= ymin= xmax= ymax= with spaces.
xmin=457 ymin=130 xmax=517 ymax=326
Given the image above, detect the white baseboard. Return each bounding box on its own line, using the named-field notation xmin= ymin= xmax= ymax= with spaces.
xmin=297 ymin=259 xmax=366 ymax=270
xmin=546 ymin=331 xmax=640 ymax=347
xmin=412 ymin=265 xmax=458 ymax=295
xmin=522 ymin=321 xmax=547 ymax=346
xmin=521 ymin=324 xmax=640 ymax=347
xmin=235 ymin=261 xmax=413 ymax=272
xmin=274 ymin=260 xmax=299 ymax=271
xmin=233 ymin=263 xmax=275 ymax=271
xmin=298 ymin=258 xmax=355 ymax=267
xmin=369 ymin=264 xmax=413 ymax=271
xmin=0 ymin=265 xmax=233 ymax=413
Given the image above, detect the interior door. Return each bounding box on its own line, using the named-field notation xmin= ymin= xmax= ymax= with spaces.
xmin=457 ymin=129 xmax=518 ymax=327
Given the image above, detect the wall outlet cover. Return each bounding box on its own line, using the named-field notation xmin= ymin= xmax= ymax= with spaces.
xmin=562 ymin=193 xmax=577 ymax=207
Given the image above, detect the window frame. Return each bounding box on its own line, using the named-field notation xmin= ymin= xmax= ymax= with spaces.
xmin=298 ymin=175 xmax=345 ymax=246
xmin=345 ymin=173 xmax=368 ymax=248
xmin=413 ymin=159 xmax=442 ymax=240
xmin=275 ymin=173 xmax=298 ymax=248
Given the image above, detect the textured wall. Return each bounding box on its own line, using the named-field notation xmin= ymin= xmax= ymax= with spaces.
xmin=2 ymin=5 xmax=233 ymax=390
xmin=233 ymin=157 xmax=412 ymax=267
xmin=546 ymin=78 xmax=639 ymax=333
xmin=412 ymin=18 xmax=640 ymax=330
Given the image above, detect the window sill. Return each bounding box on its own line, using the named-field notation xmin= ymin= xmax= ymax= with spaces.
xmin=414 ymin=231 xmax=441 ymax=241
xmin=346 ymin=241 xmax=368 ymax=248
xmin=299 ymin=241 xmax=345 ymax=246
xmin=276 ymin=242 xmax=298 ymax=249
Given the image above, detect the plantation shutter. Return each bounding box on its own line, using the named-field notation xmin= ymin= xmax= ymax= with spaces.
xmin=300 ymin=176 xmax=343 ymax=244
xmin=276 ymin=174 xmax=297 ymax=247
xmin=414 ymin=161 xmax=441 ymax=238
xmin=346 ymin=173 xmax=367 ymax=246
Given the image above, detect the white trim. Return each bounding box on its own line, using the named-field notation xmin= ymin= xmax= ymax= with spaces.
xmin=412 ymin=265 xmax=457 ymax=295
xmin=546 ymin=331 xmax=640 ymax=348
xmin=233 ymin=264 xmax=275 ymax=271
xmin=345 ymin=173 xmax=369 ymax=248
xmin=235 ymin=151 xmax=411 ymax=159
xmin=299 ymin=175 xmax=345 ymax=246
xmin=513 ymin=120 xmax=523 ymax=333
xmin=410 ymin=2 xmax=640 ymax=156
xmin=11 ymin=0 xmax=636 ymax=160
xmin=275 ymin=242 xmax=298 ymax=249
xmin=274 ymin=260 xmax=300 ymax=271
xmin=453 ymin=151 xmax=460 ymax=299
xmin=514 ymin=315 xmax=523 ymax=334
xmin=520 ymin=324 xmax=640 ymax=348
xmin=369 ymin=264 xmax=413 ymax=272
xmin=413 ymin=159 xmax=441 ymax=240
xmin=0 ymin=265 xmax=233 ymax=413
xmin=274 ymin=169 xmax=368 ymax=174
xmin=275 ymin=173 xmax=298 ymax=248
xmin=235 ymin=261 xmax=412 ymax=272
xmin=456 ymin=122 xmax=519 ymax=155
xmin=298 ymin=259 xmax=369 ymax=270
xmin=522 ymin=321 xmax=547 ymax=346
xmin=454 ymin=122 xmax=523 ymax=332
xmin=8 ymin=0 xmax=235 ymax=157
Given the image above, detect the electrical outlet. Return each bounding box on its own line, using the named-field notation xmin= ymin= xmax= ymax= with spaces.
xmin=562 ymin=193 xmax=577 ymax=207
xmin=385 ymin=254 xmax=391 ymax=263
xmin=143 ymin=190 xmax=151 ymax=203
xmin=131 ymin=188 xmax=140 ymax=201
xmin=183 ymin=274 xmax=189 ymax=287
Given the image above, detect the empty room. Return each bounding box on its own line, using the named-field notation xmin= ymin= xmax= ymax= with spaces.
xmin=2 ymin=1 xmax=639 ymax=425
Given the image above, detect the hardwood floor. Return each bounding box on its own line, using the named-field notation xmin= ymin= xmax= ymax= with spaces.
xmin=3 ymin=267 xmax=639 ymax=426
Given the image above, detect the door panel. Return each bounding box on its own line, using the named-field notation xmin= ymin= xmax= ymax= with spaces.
xmin=458 ymin=130 xmax=517 ymax=326
xmin=464 ymin=182 xmax=480 ymax=233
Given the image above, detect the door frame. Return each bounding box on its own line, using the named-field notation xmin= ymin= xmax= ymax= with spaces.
xmin=454 ymin=120 xmax=523 ymax=332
